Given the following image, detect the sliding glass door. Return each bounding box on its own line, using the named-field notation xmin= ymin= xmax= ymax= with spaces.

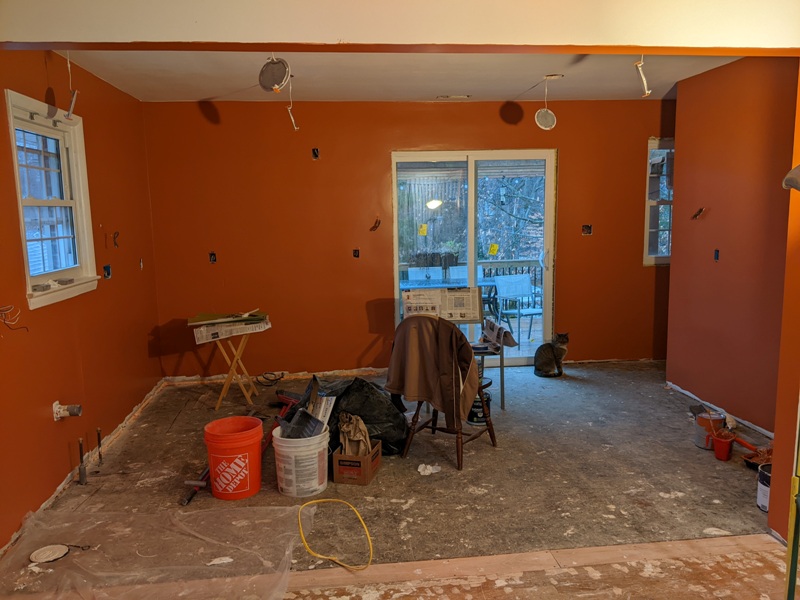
xmin=392 ymin=150 xmax=557 ymax=364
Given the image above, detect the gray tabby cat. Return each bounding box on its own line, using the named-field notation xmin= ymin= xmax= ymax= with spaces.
xmin=533 ymin=332 xmax=569 ymax=378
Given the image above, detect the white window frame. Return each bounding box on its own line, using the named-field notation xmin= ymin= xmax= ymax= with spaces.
xmin=5 ymin=89 xmax=98 ymax=309
xmin=643 ymin=137 xmax=674 ymax=266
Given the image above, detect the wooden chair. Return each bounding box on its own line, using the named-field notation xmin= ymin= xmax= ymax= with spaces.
xmin=384 ymin=315 xmax=497 ymax=470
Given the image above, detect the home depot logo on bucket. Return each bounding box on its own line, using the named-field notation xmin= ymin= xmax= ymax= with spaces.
xmin=212 ymin=454 xmax=250 ymax=494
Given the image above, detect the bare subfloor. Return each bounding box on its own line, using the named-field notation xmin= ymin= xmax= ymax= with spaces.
xmin=1 ymin=361 xmax=784 ymax=597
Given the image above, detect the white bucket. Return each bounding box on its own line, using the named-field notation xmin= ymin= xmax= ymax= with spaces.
xmin=273 ymin=426 xmax=329 ymax=498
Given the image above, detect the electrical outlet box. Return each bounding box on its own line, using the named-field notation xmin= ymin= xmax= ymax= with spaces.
xmin=353 ymin=248 xmax=360 ymax=258
xmin=103 ymin=265 xmax=112 ymax=279
xmin=209 ymin=251 xmax=217 ymax=264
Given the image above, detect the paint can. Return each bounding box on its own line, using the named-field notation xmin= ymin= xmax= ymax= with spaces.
xmin=467 ymin=391 xmax=492 ymax=425
xmin=204 ymin=416 xmax=264 ymax=500
xmin=693 ymin=411 xmax=725 ymax=449
xmin=757 ymin=463 xmax=772 ymax=512
xmin=273 ymin=426 xmax=329 ymax=498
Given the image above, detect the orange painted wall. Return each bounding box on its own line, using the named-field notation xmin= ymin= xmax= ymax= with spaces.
xmin=771 ymin=65 xmax=800 ymax=540
xmin=143 ymin=99 xmax=674 ymax=377
xmin=667 ymin=57 xmax=799 ymax=434
xmin=0 ymin=51 xmax=162 ymax=546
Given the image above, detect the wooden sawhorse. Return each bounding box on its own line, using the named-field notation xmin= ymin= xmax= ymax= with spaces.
xmin=214 ymin=334 xmax=258 ymax=410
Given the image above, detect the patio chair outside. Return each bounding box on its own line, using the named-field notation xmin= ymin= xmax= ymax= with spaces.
xmin=494 ymin=273 xmax=542 ymax=339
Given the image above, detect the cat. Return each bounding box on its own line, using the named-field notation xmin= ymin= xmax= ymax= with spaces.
xmin=533 ymin=332 xmax=569 ymax=378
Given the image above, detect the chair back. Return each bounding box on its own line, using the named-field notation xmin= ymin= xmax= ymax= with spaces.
xmin=494 ymin=273 xmax=533 ymax=300
xmin=408 ymin=266 xmax=443 ymax=281
xmin=385 ymin=315 xmax=478 ymax=421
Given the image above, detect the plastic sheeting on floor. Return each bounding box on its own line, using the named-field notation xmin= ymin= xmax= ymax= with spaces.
xmin=0 ymin=506 xmax=310 ymax=599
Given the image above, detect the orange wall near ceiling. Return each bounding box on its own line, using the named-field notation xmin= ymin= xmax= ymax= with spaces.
xmin=667 ymin=57 xmax=799 ymax=435
xmin=0 ymin=51 xmax=162 ymax=547
xmin=143 ymin=99 xmax=674 ymax=377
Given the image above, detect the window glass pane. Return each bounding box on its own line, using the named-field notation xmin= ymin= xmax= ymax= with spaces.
xmin=396 ymin=161 xmax=468 ymax=285
xmin=15 ymin=128 xmax=64 ymax=201
xmin=27 ymin=240 xmax=45 ymax=276
xmin=23 ymin=205 xmax=77 ymax=275
xmin=647 ymin=232 xmax=659 ymax=256
xmin=658 ymin=204 xmax=672 ymax=230
xmin=657 ymin=231 xmax=671 ymax=255
xmin=477 ymin=159 xmax=546 ymax=264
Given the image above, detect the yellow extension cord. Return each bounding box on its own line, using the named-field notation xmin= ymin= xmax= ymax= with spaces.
xmin=298 ymin=498 xmax=374 ymax=571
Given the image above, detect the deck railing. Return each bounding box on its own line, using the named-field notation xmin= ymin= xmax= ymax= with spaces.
xmin=399 ymin=258 xmax=544 ymax=309
xmin=400 ymin=259 xmax=542 ymax=286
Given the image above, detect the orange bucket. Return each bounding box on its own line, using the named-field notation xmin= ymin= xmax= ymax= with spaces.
xmin=706 ymin=432 xmax=734 ymax=461
xmin=204 ymin=416 xmax=264 ymax=500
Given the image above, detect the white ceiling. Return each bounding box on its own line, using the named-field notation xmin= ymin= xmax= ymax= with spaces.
xmin=60 ymin=50 xmax=740 ymax=103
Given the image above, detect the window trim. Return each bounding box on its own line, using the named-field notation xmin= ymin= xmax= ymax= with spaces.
xmin=643 ymin=137 xmax=674 ymax=267
xmin=5 ymin=89 xmax=98 ymax=309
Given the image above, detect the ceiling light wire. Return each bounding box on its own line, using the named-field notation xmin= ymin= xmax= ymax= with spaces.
xmin=64 ymin=53 xmax=79 ymax=120
xmin=635 ymin=55 xmax=652 ymax=98
xmin=286 ymin=76 xmax=299 ymax=131
xmin=544 ymin=78 xmax=550 ymax=110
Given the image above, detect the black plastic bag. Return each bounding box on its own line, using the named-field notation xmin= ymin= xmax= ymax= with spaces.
xmin=280 ymin=376 xmax=409 ymax=455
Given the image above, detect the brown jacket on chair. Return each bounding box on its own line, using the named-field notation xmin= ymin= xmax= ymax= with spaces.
xmin=384 ymin=315 xmax=479 ymax=428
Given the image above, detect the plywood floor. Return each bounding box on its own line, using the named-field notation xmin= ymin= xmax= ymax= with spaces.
xmin=286 ymin=534 xmax=790 ymax=599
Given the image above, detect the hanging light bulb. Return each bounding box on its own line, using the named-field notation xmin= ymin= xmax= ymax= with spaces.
xmin=426 ymin=199 xmax=443 ymax=210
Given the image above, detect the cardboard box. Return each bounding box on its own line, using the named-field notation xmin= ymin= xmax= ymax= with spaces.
xmin=332 ymin=440 xmax=381 ymax=485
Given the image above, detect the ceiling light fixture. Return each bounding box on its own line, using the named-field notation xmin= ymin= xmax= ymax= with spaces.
xmin=258 ymin=55 xmax=299 ymax=131
xmin=535 ymin=74 xmax=563 ymax=131
xmin=426 ymin=199 xmax=443 ymax=210
xmin=634 ymin=55 xmax=652 ymax=98
xmin=258 ymin=57 xmax=291 ymax=93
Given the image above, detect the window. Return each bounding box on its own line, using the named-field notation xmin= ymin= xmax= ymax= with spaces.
xmin=393 ymin=150 xmax=557 ymax=364
xmin=5 ymin=90 xmax=98 ymax=308
xmin=643 ymin=137 xmax=674 ymax=266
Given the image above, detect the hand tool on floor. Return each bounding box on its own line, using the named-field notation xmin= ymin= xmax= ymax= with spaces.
xmin=179 ymin=393 xmax=298 ymax=505
xmin=77 ymin=438 xmax=87 ymax=485
xmin=96 ymin=427 xmax=103 ymax=465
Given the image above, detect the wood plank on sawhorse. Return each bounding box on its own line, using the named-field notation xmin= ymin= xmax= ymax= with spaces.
xmin=214 ymin=334 xmax=258 ymax=410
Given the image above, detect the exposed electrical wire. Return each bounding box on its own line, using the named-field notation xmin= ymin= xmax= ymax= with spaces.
xmin=286 ymin=75 xmax=299 ymax=131
xmin=64 ymin=52 xmax=79 ymax=120
xmin=256 ymin=372 xmax=284 ymax=387
xmin=512 ymin=78 xmax=546 ymax=102
xmin=634 ymin=55 xmax=652 ymax=98
xmin=1 ymin=305 xmax=29 ymax=332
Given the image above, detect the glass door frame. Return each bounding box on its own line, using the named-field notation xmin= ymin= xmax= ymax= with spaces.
xmin=392 ymin=149 xmax=557 ymax=366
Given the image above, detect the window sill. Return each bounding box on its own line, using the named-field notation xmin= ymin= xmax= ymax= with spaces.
xmin=27 ymin=275 xmax=100 ymax=310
